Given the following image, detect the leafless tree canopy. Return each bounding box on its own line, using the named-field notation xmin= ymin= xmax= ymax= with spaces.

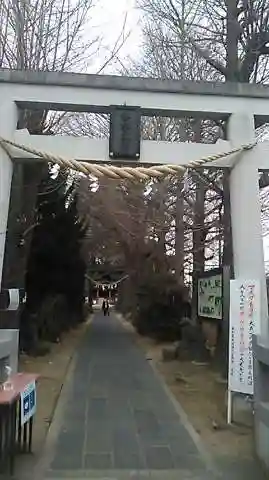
xmin=137 ymin=0 xmax=269 ymax=82
xmin=0 ymin=0 xmax=101 ymax=71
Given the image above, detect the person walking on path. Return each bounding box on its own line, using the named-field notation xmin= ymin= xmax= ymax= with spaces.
xmin=102 ymin=299 xmax=110 ymax=316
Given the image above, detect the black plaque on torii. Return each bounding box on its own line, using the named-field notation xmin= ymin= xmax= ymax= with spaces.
xmin=109 ymin=105 xmax=141 ymax=161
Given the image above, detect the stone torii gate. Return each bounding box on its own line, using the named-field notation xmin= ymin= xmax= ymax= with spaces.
xmin=0 ymin=70 xmax=269 ymax=470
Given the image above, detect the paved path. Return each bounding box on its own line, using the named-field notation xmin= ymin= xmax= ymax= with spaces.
xmin=43 ymin=312 xmax=217 ymax=479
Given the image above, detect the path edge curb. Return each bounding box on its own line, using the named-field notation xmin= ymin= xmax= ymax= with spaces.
xmin=33 ymin=316 xmax=93 ymax=480
xmin=149 ymin=359 xmax=221 ymax=477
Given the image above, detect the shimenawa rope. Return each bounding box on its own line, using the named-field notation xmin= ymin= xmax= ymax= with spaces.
xmin=85 ymin=273 xmax=129 ymax=287
xmin=0 ymin=136 xmax=256 ymax=182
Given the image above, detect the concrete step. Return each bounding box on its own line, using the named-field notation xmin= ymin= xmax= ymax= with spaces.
xmin=45 ymin=468 xmax=217 ymax=480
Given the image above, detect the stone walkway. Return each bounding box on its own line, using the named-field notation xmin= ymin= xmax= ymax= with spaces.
xmin=43 ymin=311 xmax=215 ymax=479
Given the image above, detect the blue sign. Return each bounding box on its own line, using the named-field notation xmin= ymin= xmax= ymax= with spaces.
xmin=21 ymin=381 xmax=36 ymax=425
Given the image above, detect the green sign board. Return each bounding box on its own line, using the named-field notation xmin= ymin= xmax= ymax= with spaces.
xmin=198 ymin=273 xmax=222 ymax=320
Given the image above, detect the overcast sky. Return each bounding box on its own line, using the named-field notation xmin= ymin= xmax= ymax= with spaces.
xmin=91 ymin=0 xmax=142 ymax=73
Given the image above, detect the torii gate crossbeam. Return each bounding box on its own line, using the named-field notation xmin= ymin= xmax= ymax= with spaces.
xmin=0 ymin=70 xmax=269 ymax=471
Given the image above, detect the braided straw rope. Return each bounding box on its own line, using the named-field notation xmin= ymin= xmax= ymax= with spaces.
xmin=0 ymin=136 xmax=256 ymax=181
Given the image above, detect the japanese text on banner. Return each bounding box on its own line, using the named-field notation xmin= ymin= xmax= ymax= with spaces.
xmin=228 ymin=280 xmax=260 ymax=395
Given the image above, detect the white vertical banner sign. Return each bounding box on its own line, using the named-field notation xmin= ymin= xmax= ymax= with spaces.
xmin=228 ymin=279 xmax=260 ymax=423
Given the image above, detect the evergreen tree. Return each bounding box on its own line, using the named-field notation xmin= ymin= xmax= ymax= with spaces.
xmin=20 ymin=169 xmax=87 ymax=353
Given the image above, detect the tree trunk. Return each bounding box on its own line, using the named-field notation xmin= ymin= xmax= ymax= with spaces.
xmin=191 ymin=121 xmax=206 ymax=318
xmin=192 ymin=178 xmax=206 ymax=320
xmin=222 ymin=169 xmax=234 ymax=270
xmin=226 ymin=0 xmax=239 ymax=81
xmin=156 ymin=180 xmax=167 ymax=260
xmin=175 ymin=180 xmax=184 ymax=283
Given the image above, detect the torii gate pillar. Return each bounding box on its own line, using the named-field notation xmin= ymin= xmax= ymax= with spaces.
xmin=0 ymin=97 xmax=20 ymax=374
xmin=228 ymin=112 xmax=268 ymax=337
xmin=0 ymin=99 xmax=18 ymax=292
xmin=228 ymin=113 xmax=269 ymax=471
